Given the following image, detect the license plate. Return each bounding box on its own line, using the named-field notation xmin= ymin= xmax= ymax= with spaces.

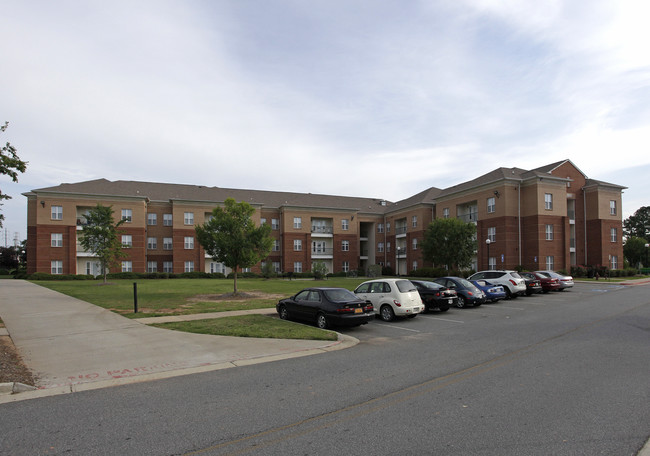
xmin=354 ymin=308 xmax=362 ymax=314
xmin=448 ymin=298 xmax=452 ymax=304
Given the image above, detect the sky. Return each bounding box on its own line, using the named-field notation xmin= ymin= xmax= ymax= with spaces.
xmin=2 ymin=0 xmax=649 ymax=245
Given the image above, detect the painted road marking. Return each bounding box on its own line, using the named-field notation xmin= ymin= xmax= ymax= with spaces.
xmin=419 ymin=315 xmax=465 ymax=324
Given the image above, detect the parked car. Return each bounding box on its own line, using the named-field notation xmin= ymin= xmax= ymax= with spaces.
xmin=517 ymin=272 xmax=543 ymax=295
xmin=467 ymin=270 xmax=527 ymax=299
xmin=410 ymin=280 xmax=457 ymax=312
xmin=276 ymin=287 xmax=374 ymax=329
xmin=432 ymin=277 xmax=485 ymax=308
xmin=470 ymin=280 xmax=506 ymax=302
xmin=536 ymin=270 xmax=574 ymax=290
xmin=520 ymin=271 xmax=560 ymax=293
xmin=354 ymin=279 xmax=423 ymax=321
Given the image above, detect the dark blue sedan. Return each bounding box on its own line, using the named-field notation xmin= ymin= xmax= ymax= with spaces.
xmin=471 ymin=280 xmax=506 ymax=303
xmin=277 ymin=288 xmax=374 ymax=329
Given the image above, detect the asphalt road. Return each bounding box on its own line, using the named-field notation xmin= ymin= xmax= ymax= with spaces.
xmin=1 ymin=282 xmax=649 ymax=455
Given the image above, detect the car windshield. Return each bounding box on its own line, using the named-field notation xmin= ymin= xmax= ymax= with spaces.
xmin=457 ymin=278 xmax=478 ymax=291
xmin=417 ymin=281 xmax=442 ymax=290
xmin=396 ymin=280 xmax=417 ymax=292
xmin=510 ymin=272 xmax=522 ymax=279
xmin=323 ymin=289 xmax=358 ymax=302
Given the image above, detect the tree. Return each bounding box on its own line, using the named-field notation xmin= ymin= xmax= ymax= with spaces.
xmin=623 ymin=236 xmax=648 ymax=268
xmin=623 ymin=206 xmax=650 ymax=242
xmin=421 ymin=218 xmax=477 ymax=270
xmin=1 ymin=122 xmax=28 ymax=227
xmin=195 ymin=198 xmax=273 ymax=294
xmin=312 ymin=261 xmax=328 ymax=280
xmin=78 ymin=204 xmax=126 ymax=283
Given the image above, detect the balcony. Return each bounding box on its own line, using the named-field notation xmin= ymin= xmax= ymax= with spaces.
xmin=457 ymin=212 xmax=478 ymax=223
xmin=311 ymin=225 xmax=333 ymax=237
xmin=395 ymin=226 xmax=407 ymax=236
xmin=311 ymin=247 xmax=333 ymax=259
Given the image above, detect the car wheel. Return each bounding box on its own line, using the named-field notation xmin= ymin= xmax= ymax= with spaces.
xmin=505 ymin=288 xmax=512 ymax=300
xmin=456 ymin=296 xmax=466 ymax=308
xmin=278 ymin=305 xmax=289 ymax=320
xmin=316 ymin=312 xmax=329 ymax=329
xmin=380 ymin=305 xmax=395 ymax=322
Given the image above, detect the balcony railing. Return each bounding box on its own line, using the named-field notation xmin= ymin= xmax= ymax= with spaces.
xmin=311 ymin=225 xmax=333 ymax=234
xmin=311 ymin=248 xmax=333 ymax=255
xmin=457 ymin=212 xmax=478 ymax=223
xmin=395 ymin=226 xmax=407 ymax=235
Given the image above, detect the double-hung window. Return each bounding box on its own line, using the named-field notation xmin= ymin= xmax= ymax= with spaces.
xmin=184 ymin=212 xmax=194 ymax=225
xmin=51 ymin=233 xmax=63 ymax=247
xmin=163 ymin=214 xmax=173 ymax=226
xmin=147 ymin=213 xmax=157 ymax=225
xmin=378 ymin=242 xmax=384 ymax=253
xmin=294 ymin=262 xmax=303 ymax=273
xmin=122 ymin=261 xmax=133 ymax=272
xmin=293 ymin=217 xmax=302 ymax=229
xmin=163 ymin=261 xmax=173 ymax=273
xmin=294 ymin=239 xmax=302 ymax=251
xmin=184 ymin=237 xmax=194 ymax=249
xmin=342 ymin=240 xmax=349 ymax=251
xmin=272 ymin=219 xmax=279 ymax=230
xmin=147 ymin=261 xmax=157 ymax=273
xmin=147 ymin=237 xmax=157 ymax=250
xmin=610 ymin=200 xmax=617 ymax=215
xmin=487 ymin=197 xmax=496 ymax=213
xmin=545 ymin=224 xmax=554 ymax=241
xmin=121 ymin=209 xmax=132 ymax=222
xmin=342 ymin=219 xmax=349 ymax=230
xmin=610 ymin=227 xmax=617 ymax=242
xmin=51 ymin=206 xmax=63 ymax=220
xmin=163 ymin=237 xmax=173 ymax=250
xmin=184 ymin=261 xmax=194 ymax=272
xmin=122 ymin=235 xmax=132 ymax=248
xmin=51 ymin=260 xmax=63 ymax=274
xmin=412 ymin=216 xmax=417 ymax=227
xmin=487 ymin=227 xmax=496 ymax=243
xmin=545 ymin=193 xmax=553 ymax=210
xmin=273 ymin=239 xmax=280 ymax=251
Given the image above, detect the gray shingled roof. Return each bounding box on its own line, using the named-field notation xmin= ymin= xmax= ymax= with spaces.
xmin=31 ymin=179 xmax=395 ymax=214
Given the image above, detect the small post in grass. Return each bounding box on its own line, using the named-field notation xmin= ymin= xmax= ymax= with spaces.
xmin=133 ymin=282 xmax=138 ymax=314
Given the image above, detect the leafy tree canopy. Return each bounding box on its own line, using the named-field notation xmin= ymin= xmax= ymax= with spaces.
xmin=623 ymin=206 xmax=650 ymax=242
xmin=78 ymin=204 xmax=126 ymax=283
xmin=195 ymin=198 xmax=273 ymax=293
xmin=623 ymin=236 xmax=649 ymax=268
xmin=1 ymin=122 xmax=28 ymax=227
xmin=421 ymin=218 xmax=477 ymax=270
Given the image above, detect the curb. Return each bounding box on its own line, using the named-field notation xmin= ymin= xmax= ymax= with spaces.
xmin=0 ymin=382 xmax=38 ymax=395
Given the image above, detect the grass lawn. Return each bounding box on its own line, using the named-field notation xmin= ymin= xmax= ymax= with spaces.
xmin=33 ymin=277 xmax=369 ymax=318
xmin=151 ymin=314 xmax=338 ymax=341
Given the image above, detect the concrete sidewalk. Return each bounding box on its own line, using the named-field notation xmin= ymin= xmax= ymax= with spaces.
xmin=0 ymin=280 xmax=356 ymax=402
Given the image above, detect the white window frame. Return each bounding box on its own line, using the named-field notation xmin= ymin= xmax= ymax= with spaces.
xmin=147 ymin=237 xmax=157 ymax=250
xmin=147 ymin=261 xmax=157 ymax=273
xmin=378 ymin=223 xmax=384 ymax=233
xmin=122 ymin=235 xmax=132 ymax=248
xmin=378 ymin=242 xmax=384 ymax=253
xmin=121 ymin=209 xmax=132 ymax=223
xmin=272 ymin=218 xmax=280 ymax=230
xmin=545 ymin=193 xmax=553 ymax=210
xmin=342 ymin=261 xmax=349 ymax=273
xmin=488 ymin=257 xmax=496 ymax=270
xmin=412 ymin=238 xmax=418 ymax=250
xmin=163 ymin=237 xmax=173 ymax=250
xmin=184 ymin=212 xmax=194 ymax=225
xmin=386 ymin=242 xmax=391 ymax=253
xmin=443 ymin=208 xmax=450 ymax=219
xmin=611 ymin=255 xmax=618 ymax=269
xmin=272 ymin=262 xmax=281 ymax=273
xmin=487 ymin=197 xmax=496 ymax=213
xmin=545 ymin=224 xmax=554 ymax=241
xmin=386 ymin=222 xmax=391 ymax=233
xmin=147 ymin=213 xmax=157 ymax=225
xmin=610 ymin=200 xmax=617 ymax=215
xmin=342 ymin=240 xmax=349 ymax=251
xmin=342 ymin=219 xmax=349 ymax=230
xmin=545 ymin=256 xmax=554 ymax=270
xmin=51 ymin=206 xmax=63 ymax=220
xmin=163 ymin=214 xmax=173 ymax=226
xmin=122 ymin=261 xmax=133 ymax=272
xmin=412 ymin=261 xmax=418 ymax=271
xmin=487 ymin=227 xmax=496 ymax=243
xmin=294 ymin=262 xmax=302 ymax=273
xmin=184 ymin=237 xmax=194 ymax=249
xmin=611 ymin=227 xmax=617 ymax=242
xmin=163 ymin=261 xmax=173 ymax=273
xmin=294 ymin=239 xmax=302 ymax=251
xmin=51 ymin=260 xmax=63 ymax=274
xmin=51 ymin=233 xmax=63 ymax=247
xmin=293 ymin=217 xmax=302 ymax=229
xmin=184 ymin=261 xmax=194 ymax=273
xmin=260 ymin=218 xmax=267 ymax=225
xmin=273 ymin=239 xmax=280 ymax=251
xmin=412 ymin=216 xmax=417 ymax=228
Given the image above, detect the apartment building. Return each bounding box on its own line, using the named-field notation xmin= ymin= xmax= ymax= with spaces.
xmin=24 ymin=160 xmax=625 ymax=276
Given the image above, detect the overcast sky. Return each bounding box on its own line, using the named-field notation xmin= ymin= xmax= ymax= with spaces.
xmin=2 ymin=0 xmax=649 ymax=245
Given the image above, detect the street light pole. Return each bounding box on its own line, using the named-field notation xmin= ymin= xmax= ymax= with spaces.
xmin=645 ymin=243 xmax=649 ymax=269
xmin=486 ymin=238 xmax=491 ymax=270
xmin=396 ymin=247 xmax=401 ymax=276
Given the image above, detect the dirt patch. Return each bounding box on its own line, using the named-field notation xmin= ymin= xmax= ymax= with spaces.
xmin=0 ymin=336 xmax=37 ymax=386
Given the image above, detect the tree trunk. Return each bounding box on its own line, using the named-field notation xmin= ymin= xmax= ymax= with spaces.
xmin=233 ymin=268 xmax=238 ymax=295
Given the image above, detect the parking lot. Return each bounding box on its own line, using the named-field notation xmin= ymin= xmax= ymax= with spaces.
xmin=337 ymin=282 xmax=628 ymax=341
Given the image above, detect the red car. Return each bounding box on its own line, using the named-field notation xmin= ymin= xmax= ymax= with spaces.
xmin=520 ymin=272 xmax=560 ymax=293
